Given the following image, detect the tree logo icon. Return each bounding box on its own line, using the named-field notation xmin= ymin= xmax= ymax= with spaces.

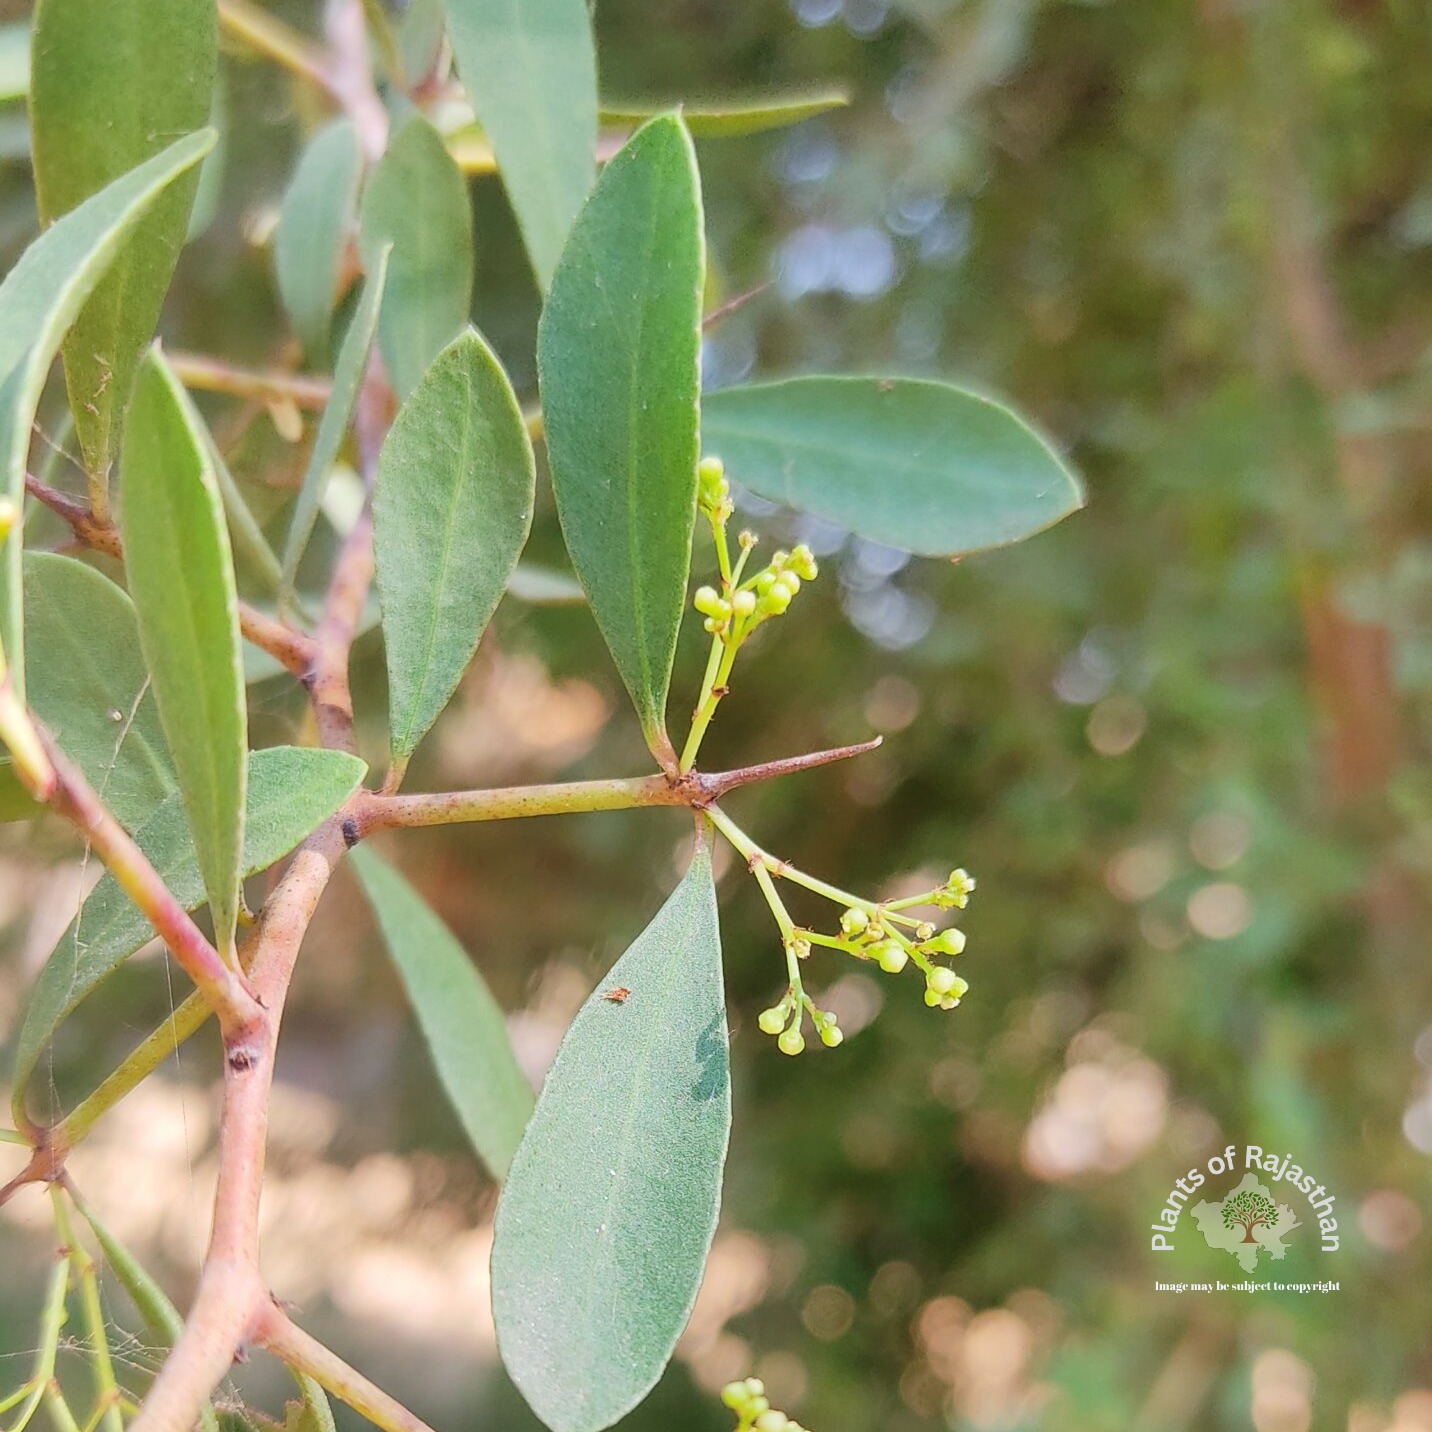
xmin=1222 ymin=1188 xmax=1278 ymax=1244
xmin=1192 ymin=1173 xmax=1301 ymax=1273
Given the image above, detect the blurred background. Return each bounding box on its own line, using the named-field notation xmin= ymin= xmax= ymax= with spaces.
xmin=2 ymin=0 xmax=1432 ymax=1428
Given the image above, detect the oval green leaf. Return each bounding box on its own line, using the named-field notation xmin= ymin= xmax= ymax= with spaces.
xmin=701 ymin=376 xmax=1084 ymax=557
xmin=30 ymin=0 xmax=217 ymax=484
xmin=274 ymin=118 xmax=363 ymax=361
xmin=441 ymin=0 xmax=595 ymax=292
xmin=11 ymin=745 xmax=366 ymax=1122
xmin=374 ymin=328 xmax=534 ymax=765
xmin=491 ymin=842 xmax=729 ymax=1432
xmin=351 ymin=846 xmax=534 ymax=1178
xmin=358 ymin=114 xmax=473 ymax=399
xmin=281 ymin=245 xmax=390 ymax=606
xmin=537 ymin=114 xmax=704 ymax=764
xmin=119 ymin=347 xmax=246 ymax=958
xmin=0 ymin=128 xmax=216 ymax=695
xmin=21 ymin=553 xmax=175 ymax=829
xmin=601 ymin=89 xmax=849 ymax=138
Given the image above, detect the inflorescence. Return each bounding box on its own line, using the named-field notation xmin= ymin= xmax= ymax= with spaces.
xmin=685 ymin=457 xmax=977 ymax=1058
xmin=722 ymin=1377 xmax=810 ymax=1432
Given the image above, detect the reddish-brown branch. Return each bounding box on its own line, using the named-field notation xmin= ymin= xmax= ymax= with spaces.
xmin=131 ymin=819 xmax=350 ymax=1432
xmin=307 ymin=510 xmax=372 ymax=754
xmin=39 ymin=731 xmax=259 ymax=1031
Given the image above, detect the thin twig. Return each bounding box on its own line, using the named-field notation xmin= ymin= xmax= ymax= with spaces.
xmin=359 ymin=738 xmax=883 ymax=832
xmin=25 ymin=475 xmax=317 ymax=679
xmin=253 ymin=1305 xmax=439 ymax=1432
xmin=307 ymin=510 xmax=371 ymax=754
xmin=38 ymin=731 xmax=259 ymax=1031
xmin=166 ymin=352 xmax=332 ymax=412
xmin=702 ymin=282 xmax=773 ymax=332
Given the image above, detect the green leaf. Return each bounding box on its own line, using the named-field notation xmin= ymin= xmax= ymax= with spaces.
xmin=274 ymin=119 xmax=363 ymax=360
xmin=358 ymin=114 xmax=473 ymax=399
xmin=374 ymin=328 xmax=534 ymax=764
xmin=441 ymin=0 xmax=595 ymax=292
xmin=30 ymin=0 xmax=217 ymax=483
xmin=283 ymin=1376 xmax=337 ymax=1432
xmin=601 ymin=89 xmax=849 ymax=138
xmin=0 ymin=129 xmax=216 ymax=695
xmin=492 ymin=843 xmax=729 ymax=1432
xmin=537 ymin=115 xmax=704 ymax=763
xmin=397 ymin=0 xmax=445 ymax=89
xmin=351 ymin=847 xmax=534 ymax=1177
xmin=119 ymin=348 xmax=246 ymax=957
xmin=281 ymin=245 xmax=390 ymax=605
xmin=701 ymin=376 xmax=1084 ymax=557
xmin=11 ymin=745 xmax=366 ymax=1120
xmin=0 ymin=765 xmax=38 ymax=821
xmin=20 ymin=553 xmax=176 ymax=829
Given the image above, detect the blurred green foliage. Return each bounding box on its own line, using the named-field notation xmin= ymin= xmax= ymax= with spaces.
xmin=3 ymin=1 xmax=1432 ymax=1430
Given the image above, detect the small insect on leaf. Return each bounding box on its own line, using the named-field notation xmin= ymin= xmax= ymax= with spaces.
xmin=603 ymin=987 xmax=632 ymax=1004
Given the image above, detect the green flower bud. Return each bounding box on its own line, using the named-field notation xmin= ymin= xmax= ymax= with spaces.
xmin=744 ymin=1379 xmax=765 ymax=1397
xmin=876 ymin=942 xmax=908 ymax=974
xmin=778 ymin=1026 xmax=806 ymax=1056
xmin=840 ymin=906 xmax=869 ymax=937
xmin=939 ymin=994 xmax=962 ymax=1010
xmin=926 ymin=927 xmax=967 ymax=957
xmin=923 ymin=987 xmax=943 ymax=1008
xmin=755 ymin=1413 xmax=790 ymax=1432
xmin=699 ymin=456 xmax=725 ymax=485
xmin=757 ymin=1006 xmax=787 ymax=1036
xmin=732 ymin=589 xmax=757 ymax=618
xmin=944 ymin=868 xmax=976 ymax=907
xmin=771 ymin=549 xmax=791 ymax=569
xmin=777 ymin=570 xmax=801 ymax=597
xmin=764 ymin=585 xmax=792 ymax=615
xmin=693 ymin=585 xmax=724 ymax=617
xmin=789 ymin=544 xmax=818 ymax=580
xmin=927 ymin=966 xmax=959 ymax=996
xmin=819 ymin=1021 xmax=844 ymax=1048
xmin=721 ymin=1382 xmax=747 ymax=1410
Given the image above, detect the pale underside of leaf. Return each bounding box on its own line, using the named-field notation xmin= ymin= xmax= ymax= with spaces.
xmin=701 ymin=375 xmax=1085 ymax=557
xmin=351 ymin=846 xmax=535 ymax=1177
xmin=492 ymin=843 xmax=729 ymax=1432
xmin=441 ymin=0 xmax=596 ymax=291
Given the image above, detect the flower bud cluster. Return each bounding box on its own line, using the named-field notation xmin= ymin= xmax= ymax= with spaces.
xmin=721 ymin=1377 xmax=810 ymax=1432
xmin=831 ymin=894 xmax=971 ymax=1000
xmin=692 ymin=539 xmax=819 ymax=638
xmin=932 ymin=867 xmax=976 ymax=909
xmin=757 ymin=952 xmax=845 ymax=1057
xmin=698 ymin=455 xmax=735 ymax=524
